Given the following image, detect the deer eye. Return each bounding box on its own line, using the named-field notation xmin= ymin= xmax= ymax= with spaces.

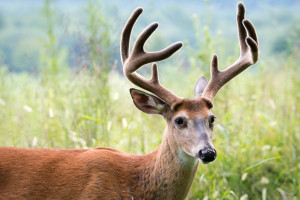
xmin=209 ymin=116 xmax=216 ymax=124
xmin=175 ymin=117 xmax=184 ymax=125
xmin=174 ymin=117 xmax=187 ymax=129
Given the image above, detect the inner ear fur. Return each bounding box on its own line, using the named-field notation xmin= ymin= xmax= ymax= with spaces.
xmin=194 ymin=76 xmax=208 ymax=97
xmin=130 ymin=88 xmax=168 ymax=115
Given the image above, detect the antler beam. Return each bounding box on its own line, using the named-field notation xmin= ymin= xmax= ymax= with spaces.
xmin=201 ymin=3 xmax=259 ymax=102
xmin=121 ymin=8 xmax=183 ymax=105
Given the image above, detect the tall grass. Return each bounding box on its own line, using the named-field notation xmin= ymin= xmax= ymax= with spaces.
xmin=0 ymin=0 xmax=299 ymax=199
xmin=0 ymin=55 xmax=299 ymax=199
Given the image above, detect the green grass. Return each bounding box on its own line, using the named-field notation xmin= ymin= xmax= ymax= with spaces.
xmin=0 ymin=54 xmax=299 ymax=199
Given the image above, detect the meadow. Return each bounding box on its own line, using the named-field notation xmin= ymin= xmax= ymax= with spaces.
xmin=0 ymin=0 xmax=299 ymax=199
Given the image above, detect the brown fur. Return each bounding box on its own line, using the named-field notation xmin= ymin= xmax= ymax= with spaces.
xmin=0 ymin=130 xmax=199 ymax=200
xmin=170 ymin=98 xmax=210 ymax=119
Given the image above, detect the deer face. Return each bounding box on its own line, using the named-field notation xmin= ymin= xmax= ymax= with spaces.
xmin=170 ymin=99 xmax=216 ymax=164
xmin=130 ymin=76 xmax=217 ymax=164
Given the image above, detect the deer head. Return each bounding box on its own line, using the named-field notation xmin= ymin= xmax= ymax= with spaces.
xmin=121 ymin=3 xmax=258 ymax=164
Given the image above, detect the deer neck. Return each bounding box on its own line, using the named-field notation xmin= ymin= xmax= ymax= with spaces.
xmin=136 ymin=126 xmax=199 ymax=200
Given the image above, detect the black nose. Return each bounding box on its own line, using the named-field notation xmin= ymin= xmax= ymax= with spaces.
xmin=198 ymin=147 xmax=217 ymax=163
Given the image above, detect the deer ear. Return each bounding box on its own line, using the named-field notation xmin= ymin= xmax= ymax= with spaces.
xmin=194 ymin=76 xmax=208 ymax=97
xmin=130 ymin=88 xmax=167 ymax=115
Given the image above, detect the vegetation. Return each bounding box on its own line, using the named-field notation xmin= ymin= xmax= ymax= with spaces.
xmin=0 ymin=0 xmax=299 ymax=199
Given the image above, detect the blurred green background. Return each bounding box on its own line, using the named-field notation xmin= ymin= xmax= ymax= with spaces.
xmin=0 ymin=0 xmax=299 ymax=199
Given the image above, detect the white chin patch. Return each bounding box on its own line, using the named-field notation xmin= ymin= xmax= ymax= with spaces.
xmin=177 ymin=149 xmax=198 ymax=169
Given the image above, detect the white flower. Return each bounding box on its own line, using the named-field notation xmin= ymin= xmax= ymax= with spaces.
xmin=49 ymin=108 xmax=54 ymax=118
xmin=122 ymin=118 xmax=128 ymax=129
xmin=0 ymin=98 xmax=6 ymax=106
xmin=202 ymin=196 xmax=208 ymax=200
xmin=261 ymin=177 xmax=269 ymax=185
xmin=240 ymin=194 xmax=248 ymax=200
xmin=24 ymin=105 xmax=32 ymax=112
xmin=107 ymin=121 xmax=112 ymax=132
xmin=242 ymin=173 xmax=248 ymax=181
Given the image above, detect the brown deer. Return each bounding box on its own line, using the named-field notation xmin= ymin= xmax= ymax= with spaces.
xmin=0 ymin=3 xmax=258 ymax=200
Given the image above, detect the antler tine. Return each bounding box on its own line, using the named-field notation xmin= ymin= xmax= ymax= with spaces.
xmin=121 ymin=7 xmax=183 ymax=105
xmin=201 ymin=2 xmax=259 ymax=103
xmin=121 ymin=7 xmax=143 ymax=64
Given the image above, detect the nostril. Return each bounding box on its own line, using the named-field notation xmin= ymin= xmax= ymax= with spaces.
xmin=199 ymin=148 xmax=217 ymax=163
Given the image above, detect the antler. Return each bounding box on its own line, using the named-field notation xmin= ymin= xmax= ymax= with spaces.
xmin=201 ymin=3 xmax=259 ymax=102
xmin=121 ymin=7 xmax=183 ymax=105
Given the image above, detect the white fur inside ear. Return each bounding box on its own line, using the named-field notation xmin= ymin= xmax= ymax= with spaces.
xmin=147 ymin=96 xmax=164 ymax=110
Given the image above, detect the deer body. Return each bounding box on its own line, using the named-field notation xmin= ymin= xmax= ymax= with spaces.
xmin=0 ymin=131 xmax=198 ymax=199
xmin=0 ymin=3 xmax=258 ymax=199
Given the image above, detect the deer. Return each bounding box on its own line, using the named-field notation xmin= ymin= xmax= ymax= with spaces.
xmin=0 ymin=2 xmax=258 ymax=200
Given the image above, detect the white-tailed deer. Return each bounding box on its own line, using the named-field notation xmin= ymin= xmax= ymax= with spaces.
xmin=0 ymin=3 xmax=258 ymax=199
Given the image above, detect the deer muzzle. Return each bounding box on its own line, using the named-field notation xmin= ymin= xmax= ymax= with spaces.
xmin=198 ymin=147 xmax=217 ymax=164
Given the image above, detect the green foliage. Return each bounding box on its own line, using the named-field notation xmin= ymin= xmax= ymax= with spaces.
xmin=40 ymin=0 xmax=68 ymax=77
xmin=85 ymin=0 xmax=113 ymax=80
xmin=83 ymin=0 xmax=115 ymax=147
xmin=41 ymin=0 xmax=58 ymax=75
xmin=273 ymin=19 xmax=300 ymax=55
xmin=190 ymin=14 xmax=215 ymax=79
